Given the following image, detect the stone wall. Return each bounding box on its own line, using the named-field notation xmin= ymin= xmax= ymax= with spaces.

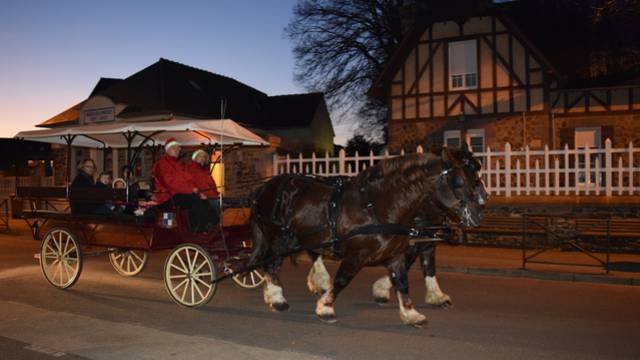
xmin=221 ymin=146 xmax=276 ymax=198
xmin=389 ymin=112 xmax=640 ymax=153
xmin=555 ymin=113 xmax=640 ymax=148
xmin=388 ymin=113 xmax=550 ymax=152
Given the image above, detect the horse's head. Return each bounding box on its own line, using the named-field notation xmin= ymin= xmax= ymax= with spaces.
xmin=454 ymin=144 xmax=488 ymax=209
xmin=432 ymin=147 xmax=485 ymax=227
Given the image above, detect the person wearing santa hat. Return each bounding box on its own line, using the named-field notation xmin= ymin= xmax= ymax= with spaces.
xmin=152 ymin=138 xmax=213 ymax=232
xmin=188 ymin=149 xmax=220 ymax=225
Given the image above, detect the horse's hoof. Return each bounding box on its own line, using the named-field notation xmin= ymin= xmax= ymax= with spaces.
xmin=318 ymin=314 xmax=337 ymax=323
xmin=271 ymin=302 xmax=290 ymax=312
xmin=440 ymin=300 xmax=453 ymax=309
xmin=374 ymin=297 xmax=390 ymax=306
xmin=408 ymin=316 xmax=428 ymax=328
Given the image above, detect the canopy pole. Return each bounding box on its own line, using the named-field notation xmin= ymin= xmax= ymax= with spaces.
xmin=62 ymin=135 xmax=76 ymax=197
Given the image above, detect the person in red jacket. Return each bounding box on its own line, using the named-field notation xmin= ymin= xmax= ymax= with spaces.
xmin=188 ymin=149 xmax=220 ymax=226
xmin=153 ymin=138 xmax=213 ymax=232
xmin=188 ymin=149 xmax=219 ymax=198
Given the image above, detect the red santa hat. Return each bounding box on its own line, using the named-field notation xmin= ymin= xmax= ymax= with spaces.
xmin=164 ymin=137 xmax=180 ymax=151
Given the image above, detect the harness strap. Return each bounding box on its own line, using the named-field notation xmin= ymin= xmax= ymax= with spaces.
xmin=339 ymin=224 xmax=450 ymax=242
xmin=327 ymin=177 xmax=346 ymax=255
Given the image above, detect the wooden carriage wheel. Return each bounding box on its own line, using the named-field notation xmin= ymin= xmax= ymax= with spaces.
xmin=163 ymin=244 xmax=217 ymax=307
xmin=109 ymin=249 xmax=149 ymax=277
xmin=39 ymin=228 xmax=83 ymax=289
xmin=232 ymin=269 xmax=265 ymax=289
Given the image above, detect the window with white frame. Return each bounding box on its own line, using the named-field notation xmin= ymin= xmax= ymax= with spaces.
xmin=448 ymin=40 xmax=478 ymax=90
xmin=444 ymin=130 xmax=461 ymax=148
xmin=465 ymin=128 xmax=485 ymax=153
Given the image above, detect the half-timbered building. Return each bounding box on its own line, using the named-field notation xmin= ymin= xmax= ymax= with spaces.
xmin=369 ymin=12 xmax=640 ymax=153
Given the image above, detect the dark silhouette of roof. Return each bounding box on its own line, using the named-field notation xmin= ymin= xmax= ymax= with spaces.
xmin=260 ymin=93 xmax=326 ymax=128
xmin=96 ymin=58 xmax=268 ymax=124
xmin=89 ymin=78 xmax=123 ymax=97
xmin=38 ymin=58 xmax=330 ymax=132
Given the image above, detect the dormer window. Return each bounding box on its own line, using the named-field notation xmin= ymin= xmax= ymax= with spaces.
xmin=448 ymin=40 xmax=477 ymax=90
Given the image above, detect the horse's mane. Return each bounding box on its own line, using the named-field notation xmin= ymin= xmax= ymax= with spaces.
xmin=355 ymin=153 xmax=441 ymax=191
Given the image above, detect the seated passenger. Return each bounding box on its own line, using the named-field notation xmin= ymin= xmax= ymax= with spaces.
xmin=188 ymin=149 xmax=220 ymax=226
xmin=70 ymin=158 xmax=99 ymax=214
xmin=153 ymin=138 xmax=215 ymax=232
xmin=96 ymin=172 xmax=112 ymax=188
xmin=70 ymin=159 xmax=112 ymax=215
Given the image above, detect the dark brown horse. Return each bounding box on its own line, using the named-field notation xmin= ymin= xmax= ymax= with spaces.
xmin=370 ymin=147 xmax=487 ymax=306
xmin=248 ymin=148 xmax=483 ymax=326
xmin=305 ymin=147 xmax=487 ymax=309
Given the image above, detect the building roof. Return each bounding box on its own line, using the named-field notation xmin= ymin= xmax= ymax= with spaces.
xmin=89 ymin=78 xmax=123 ymax=96
xmin=260 ymin=93 xmax=326 ymax=128
xmin=37 ymin=101 xmax=85 ymax=128
xmin=370 ymin=4 xmax=640 ymax=97
xmin=37 ymin=58 xmax=330 ymax=132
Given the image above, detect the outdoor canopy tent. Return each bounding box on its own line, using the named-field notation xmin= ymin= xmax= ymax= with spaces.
xmin=14 ymin=118 xmax=269 ymax=148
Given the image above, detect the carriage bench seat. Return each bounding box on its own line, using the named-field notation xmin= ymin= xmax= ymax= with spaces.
xmin=15 ymin=208 xmax=157 ymax=227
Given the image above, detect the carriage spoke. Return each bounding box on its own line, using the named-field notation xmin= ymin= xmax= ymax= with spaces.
xmin=190 ymin=251 xmax=200 ymax=272
xmin=170 ymin=263 xmax=188 ymax=273
xmin=176 ymin=252 xmax=189 ymax=273
xmin=184 ymin=248 xmax=192 ymax=271
xmin=61 ymin=238 xmax=70 ymax=259
xmin=54 ymin=263 xmax=63 ymax=284
xmin=193 ymin=281 xmax=205 ymax=300
xmin=193 ymin=259 xmax=208 ymax=274
xmin=197 ymin=272 xmax=212 ymax=278
xmin=169 ymin=274 xmax=187 ymax=279
xmin=131 ymin=251 xmax=144 ymax=263
xmin=61 ymin=261 xmax=72 ymax=283
xmin=45 ymin=243 xmax=57 ymax=256
xmin=177 ymin=279 xmax=189 ymax=302
xmin=190 ymin=280 xmax=196 ymax=304
xmin=194 ymin=276 xmax=212 ymax=289
xmin=52 ymin=235 xmax=60 ymax=255
xmin=62 ymin=246 xmax=75 ymax=258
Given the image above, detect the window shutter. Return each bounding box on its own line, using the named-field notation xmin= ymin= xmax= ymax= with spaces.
xmin=448 ymin=40 xmax=477 ymax=76
xmin=601 ymin=126 xmax=614 ymax=146
xmin=558 ymin=127 xmax=574 ymax=148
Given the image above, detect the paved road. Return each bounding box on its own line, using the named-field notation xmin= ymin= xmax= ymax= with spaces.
xmin=1 ymin=230 xmax=639 ymax=360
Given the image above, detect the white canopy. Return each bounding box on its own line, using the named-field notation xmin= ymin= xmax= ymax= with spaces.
xmin=14 ymin=119 xmax=269 ymax=148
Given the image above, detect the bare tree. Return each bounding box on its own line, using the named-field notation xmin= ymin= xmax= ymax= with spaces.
xmin=286 ymin=0 xmax=409 ymax=141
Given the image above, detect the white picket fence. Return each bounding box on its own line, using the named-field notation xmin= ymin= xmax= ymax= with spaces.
xmin=272 ymin=139 xmax=640 ymax=197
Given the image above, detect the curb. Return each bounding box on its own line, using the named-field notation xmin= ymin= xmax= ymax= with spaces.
xmin=438 ymin=265 xmax=640 ymax=286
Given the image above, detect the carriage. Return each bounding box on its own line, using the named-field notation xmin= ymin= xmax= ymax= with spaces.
xmin=12 ymin=119 xmax=269 ymax=307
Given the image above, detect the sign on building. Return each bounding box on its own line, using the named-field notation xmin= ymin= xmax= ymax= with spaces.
xmin=84 ymin=107 xmax=115 ymax=123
